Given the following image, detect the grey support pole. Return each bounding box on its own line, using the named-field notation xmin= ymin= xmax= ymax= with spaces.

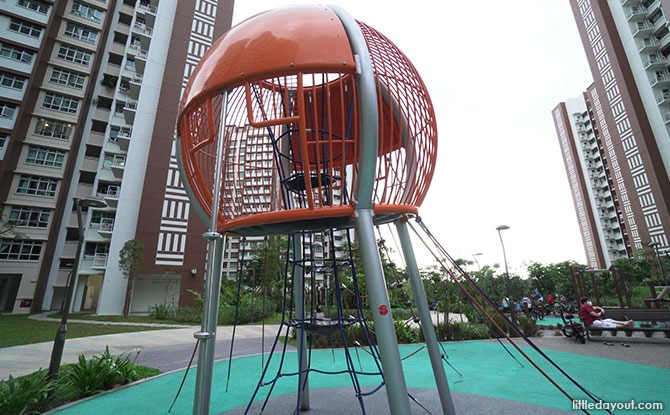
xmin=193 ymin=232 xmax=224 ymax=415
xmin=354 ymin=212 xmax=411 ymax=414
xmin=396 ymin=219 xmax=456 ymax=415
xmin=292 ymin=233 xmax=310 ymax=410
xmin=193 ymin=91 xmax=228 ymax=415
xmin=330 ymin=5 xmax=412 ymax=413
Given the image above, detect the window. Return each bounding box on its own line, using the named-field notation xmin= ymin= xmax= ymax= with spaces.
xmin=0 ymin=103 xmax=17 ymax=118
xmin=0 ymin=133 xmax=8 ymax=160
xmin=35 ymin=118 xmax=73 ymax=140
xmin=57 ymin=44 xmax=91 ymax=66
xmin=9 ymin=18 xmax=42 ymax=38
xmin=43 ymin=92 xmax=79 ymax=114
xmin=0 ymin=71 xmax=27 ymax=90
xmin=64 ymin=22 xmax=98 ymax=44
xmin=49 ymin=68 xmax=86 ymax=89
xmin=0 ymin=239 xmax=42 ymax=261
xmin=18 ymin=0 xmax=50 ymax=14
xmin=25 ymin=146 xmax=66 ymax=168
xmin=0 ymin=43 xmax=34 ymax=63
xmin=16 ymin=175 xmax=58 ymax=197
xmin=90 ymin=210 xmax=115 ymax=225
xmin=84 ymin=242 xmax=109 ymax=256
xmin=71 ymin=2 xmax=104 ymax=23
xmin=8 ymin=206 xmax=51 ymax=228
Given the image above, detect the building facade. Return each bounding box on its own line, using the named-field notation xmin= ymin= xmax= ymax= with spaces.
xmin=553 ymin=0 xmax=670 ymax=268
xmin=0 ymin=0 xmax=234 ymax=314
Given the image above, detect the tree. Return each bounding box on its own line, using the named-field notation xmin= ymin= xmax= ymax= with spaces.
xmin=0 ymin=217 xmax=27 ymax=239
xmin=119 ymin=239 xmax=144 ymax=317
xmin=241 ymin=235 xmax=288 ymax=305
xmin=527 ymin=260 xmax=585 ymax=301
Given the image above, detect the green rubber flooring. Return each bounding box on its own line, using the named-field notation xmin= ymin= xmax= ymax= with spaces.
xmin=51 ymin=341 xmax=669 ymax=415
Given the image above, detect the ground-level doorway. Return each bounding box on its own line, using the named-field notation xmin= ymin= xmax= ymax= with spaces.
xmin=0 ymin=274 xmax=21 ymax=312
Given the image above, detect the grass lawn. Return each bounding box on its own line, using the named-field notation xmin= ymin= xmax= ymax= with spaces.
xmin=0 ymin=314 xmax=169 ymax=348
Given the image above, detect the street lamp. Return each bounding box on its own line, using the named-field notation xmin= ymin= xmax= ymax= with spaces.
xmin=649 ymin=242 xmax=667 ymax=279
xmin=496 ymin=225 xmax=510 ymax=295
xmin=472 ymin=252 xmax=483 ymax=271
xmin=47 ymin=197 xmax=108 ymax=380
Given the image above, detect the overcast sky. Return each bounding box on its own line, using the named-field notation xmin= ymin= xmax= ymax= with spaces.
xmin=230 ymin=1 xmax=594 ymax=276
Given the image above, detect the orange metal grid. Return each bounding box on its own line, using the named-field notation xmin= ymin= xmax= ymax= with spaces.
xmin=177 ymin=6 xmax=437 ymax=235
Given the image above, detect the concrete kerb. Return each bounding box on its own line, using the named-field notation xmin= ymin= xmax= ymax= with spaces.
xmin=28 ymin=311 xmax=195 ymax=328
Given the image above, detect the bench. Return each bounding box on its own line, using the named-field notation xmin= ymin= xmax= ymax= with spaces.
xmin=584 ymin=308 xmax=670 ymax=340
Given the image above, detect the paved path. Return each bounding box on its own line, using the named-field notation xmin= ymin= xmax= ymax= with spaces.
xmin=0 ymin=315 xmax=280 ymax=380
xmin=2 ymin=312 xmax=669 ymax=381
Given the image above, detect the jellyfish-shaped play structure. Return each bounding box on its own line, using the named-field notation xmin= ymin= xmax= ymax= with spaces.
xmin=177 ymin=5 xmax=453 ymax=415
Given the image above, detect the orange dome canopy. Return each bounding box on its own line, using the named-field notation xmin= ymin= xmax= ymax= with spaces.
xmin=179 ymin=5 xmax=357 ymax=118
xmin=176 ymin=5 xmax=438 ymax=235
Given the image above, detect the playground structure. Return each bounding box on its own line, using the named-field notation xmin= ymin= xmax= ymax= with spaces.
xmin=174 ymin=5 xmax=625 ymax=415
xmin=176 ymin=5 xmax=451 ymax=414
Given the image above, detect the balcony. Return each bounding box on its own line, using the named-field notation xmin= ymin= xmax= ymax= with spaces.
xmin=656 ymin=92 xmax=670 ymax=105
xmin=124 ymin=100 xmax=137 ymax=124
xmin=663 ymin=112 xmax=670 ymax=124
xmin=650 ymin=73 xmax=670 ymax=87
xmin=116 ymin=128 xmax=132 ymax=152
xmin=98 ymin=218 xmax=115 ymax=235
xmin=644 ymin=55 xmax=666 ymax=69
xmin=128 ymin=44 xmax=147 ymax=74
xmin=626 ymin=5 xmax=647 ymax=22
xmin=645 ymin=0 xmax=662 ymax=15
xmin=128 ymin=74 xmax=143 ymax=99
xmin=132 ymin=21 xmax=153 ymax=38
xmin=638 ymin=37 xmax=660 ymax=52
xmin=627 ymin=6 xmax=648 ymax=21
xmin=632 ymin=21 xmax=653 ymax=37
xmin=137 ymin=2 xmax=157 ymax=27
xmin=110 ymin=155 xmax=126 ymax=178
xmin=92 ymin=253 xmax=108 ymax=269
xmin=99 ymin=186 xmax=120 ymax=208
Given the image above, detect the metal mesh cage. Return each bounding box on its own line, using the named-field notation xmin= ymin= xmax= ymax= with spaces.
xmin=177 ymin=6 xmax=437 ymax=235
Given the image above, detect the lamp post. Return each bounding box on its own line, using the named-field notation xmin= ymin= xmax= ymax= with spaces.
xmin=496 ymin=225 xmax=514 ymax=323
xmin=649 ymin=242 xmax=667 ymax=279
xmin=472 ymin=252 xmax=483 ymax=271
xmin=47 ymin=197 xmax=108 ymax=380
xmin=496 ymin=225 xmax=510 ymax=295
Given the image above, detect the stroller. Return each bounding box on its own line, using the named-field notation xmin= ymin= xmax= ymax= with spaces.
xmin=560 ymin=308 xmax=586 ymax=344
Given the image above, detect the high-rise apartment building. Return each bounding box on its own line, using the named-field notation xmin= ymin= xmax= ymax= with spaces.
xmin=0 ymin=0 xmax=234 ymax=314
xmin=553 ymin=0 xmax=670 ymax=268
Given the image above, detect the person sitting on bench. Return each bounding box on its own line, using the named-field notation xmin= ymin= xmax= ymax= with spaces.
xmin=579 ymin=296 xmax=635 ymax=328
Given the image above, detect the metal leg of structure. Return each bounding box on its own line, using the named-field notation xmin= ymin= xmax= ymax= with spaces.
xmin=193 ymin=90 xmax=228 ymax=415
xmin=292 ymin=233 xmax=310 ymax=410
xmin=396 ymin=219 xmax=456 ymax=415
xmin=193 ymin=232 xmax=225 ymax=415
xmin=355 ymin=209 xmax=411 ymax=414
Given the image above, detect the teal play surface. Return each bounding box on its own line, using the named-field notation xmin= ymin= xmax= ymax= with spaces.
xmin=51 ymin=341 xmax=670 ymax=415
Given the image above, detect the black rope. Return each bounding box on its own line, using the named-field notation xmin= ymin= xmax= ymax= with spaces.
xmin=410 ymin=217 xmax=608 ymax=414
xmin=167 ymin=339 xmax=199 ymax=413
xmin=468 ymin=298 xmax=524 ymax=368
xmin=225 ymin=236 xmax=248 ymax=392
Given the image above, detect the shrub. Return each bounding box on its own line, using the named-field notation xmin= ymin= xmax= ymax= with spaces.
xmin=0 ymin=370 xmax=54 ymax=415
xmin=218 ymin=296 xmax=277 ymax=325
xmin=393 ymin=320 xmax=421 ymax=344
xmin=63 ymin=347 xmax=142 ymax=398
xmin=174 ymin=306 xmax=202 ymax=323
xmin=63 ymin=354 xmax=116 ymax=398
xmin=150 ymin=303 xmax=175 ymax=320
xmin=435 ymin=321 xmax=493 ymax=341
